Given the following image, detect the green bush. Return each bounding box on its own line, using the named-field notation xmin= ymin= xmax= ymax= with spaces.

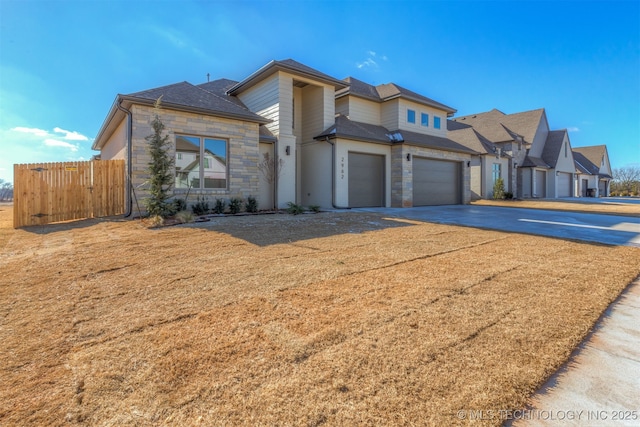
xmin=212 ymin=198 xmax=226 ymax=214
xmin=286 ymin=202 xmax=305 ymax=215
xmin=229 ymin=197 xmax=243 ymax=214
xmin=493 ymin=178 xmax=506 ymax=200
xmin=308 ymin=204 xmax=321 ymax=213
xmin=173 ymin=198 xmax=187 ymax=212
xmin=245 ymin=196 xmax=258 ymax=213
xmin=191 ymin=196 xmax=209 ymax=216
xmin=504 ymin=192 xmax=513 ymax=200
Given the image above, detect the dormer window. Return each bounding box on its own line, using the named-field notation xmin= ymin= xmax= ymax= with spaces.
xmin=434 ymin=116 xmax=441 ymax=129
xmin=407 ymin=109 xmax=416 ymax=124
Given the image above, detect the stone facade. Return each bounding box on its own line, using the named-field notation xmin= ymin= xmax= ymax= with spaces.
xmin=129 ymin=105 xmax=260 ymax=210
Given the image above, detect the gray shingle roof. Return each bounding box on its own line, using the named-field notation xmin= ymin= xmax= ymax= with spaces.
xmin=336 ymin=77 xmax=456 ymax=115
xmin=573 ymin=151 xmax=598 ymax=174
xmin=315 ymin=115 xmax=477 ymax=154
xmin=451 ymin=108 xmax=546 ymax=145
xmin=521 ymin=156 xmax=550 ymax=168
xmin=227 ymin=59 xmax=348 ymax=95
xmin=126 ymin=81 xmax=269 ymax=123
xmin=573 ymin=145 xmax=607 ymax=170
xmin=541 ymin=130 xmax=567 ymax=168
xmin=448 ymin=126 xmax=498 ymax=155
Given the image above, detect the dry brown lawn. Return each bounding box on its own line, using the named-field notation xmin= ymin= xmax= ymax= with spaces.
xmin=1 ymin=204 xmax=639 ymax=426
xmin=473 ymin=198 xmax=640 ymax=217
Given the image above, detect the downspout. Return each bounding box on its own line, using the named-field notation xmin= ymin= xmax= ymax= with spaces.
xmin=273 ymin=138 xmax=279 ymax=210
xmin=325 ymin=136 xmax=350 ymax=209
xmin=116 ymin=101 xmax=133 ymax=217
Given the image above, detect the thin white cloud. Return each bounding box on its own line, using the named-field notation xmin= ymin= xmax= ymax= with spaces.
xmin=54 ymin=127 xmax=89 ymax=141
xmin=44 ymin=138 xmax=78 ymax=151
xmin=567 ymin=127 xmax=580 ymax=132
xmin=356 ymin=51 xmax=389 ymax=70
xmin=11 ymin=127 xmax=49 ymax=136
xmin=147 ymin=24 xmax=209 ymax=60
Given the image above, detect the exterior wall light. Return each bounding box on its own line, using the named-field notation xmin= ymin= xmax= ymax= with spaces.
xmin=406 ymin=153 xmax=411 ymax=161
xmin=285 ymin=145 xmax=290 ymax=156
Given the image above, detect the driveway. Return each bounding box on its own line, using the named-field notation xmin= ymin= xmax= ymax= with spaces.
xmin=354 ymin=205 xmax=640 ymax=247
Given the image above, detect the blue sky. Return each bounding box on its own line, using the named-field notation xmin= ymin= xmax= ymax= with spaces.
xmin=1 ymin=0 xmax=638 ymax=184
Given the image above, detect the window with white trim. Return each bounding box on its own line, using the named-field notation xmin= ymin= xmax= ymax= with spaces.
xmin=492 ymin=163 xmax=501 ymax=184
xmin=175 ymin=135 xmax=227 ymax=189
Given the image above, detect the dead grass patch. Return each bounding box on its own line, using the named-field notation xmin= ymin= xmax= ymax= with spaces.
xmin=473 ymin=198 xmax=640 ymax=217
xmin=1 ymin=205 xmax=639 ymax=426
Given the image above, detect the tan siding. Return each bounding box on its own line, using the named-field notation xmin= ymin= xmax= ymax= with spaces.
xmin=277 ymin=73 xmax=294 ymax=136
xmin=336 ymin=97 xmax=349 ymax=116
xmin=101 ymin=118 xmax=127 ymax=160
xmin=380 ymin=100 xmax=399 ymax=130
xmin=301 ymin=85 xmax=324 ymax=143
xmin=347 ymin=97 xmax=381 ymax=125
xmin=397 ymin=99 xmax=448 ymax=137
xmin=237 ymin=73 xmax=280 ymax=135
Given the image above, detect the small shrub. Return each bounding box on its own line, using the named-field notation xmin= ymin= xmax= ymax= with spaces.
xmin=245 ymin=196 xmax=258 ymax=213
xmin=148 ymin=215 xmax=164 ymax=227
xmin=229 ymin=197 xmax=243 ymax=214
xmin=286 ymin=202 xmax=305 ymax=215
xmin=175 ymin=210 xmax=194 ymax=224
xmin=212 ymin=198 xmax=226 ymax=214
xmin=492 ymin=178 xmax=506 ymax=200
xmin=173 ymin=198 xmax=187 ymax=212
xmin=308 ymin=204 xmax=321 ymax=213
xmin=191 ymin=196 xmax=210 ymax=216
xmin=504 ymin=192 xmax=513 ymax=200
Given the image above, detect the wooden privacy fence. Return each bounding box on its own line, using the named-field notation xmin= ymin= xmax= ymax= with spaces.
xmin=13 ymin=160 xmax=125 ymax=228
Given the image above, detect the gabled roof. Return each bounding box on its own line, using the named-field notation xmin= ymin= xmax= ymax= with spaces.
xmin=93 ymin=80 xmax=269 ymax=150
xmin=125 ymin=81 xmax=269 ymax=123
xmin=541 ymin=130 xmax=567 ymax=168
xmin=450 ymin=108 xmax=546 ymax=145
xmin=335 ymin=77 xmax=457 ymax=115
xmin=573 ymin=151 xmax=599 ymax=175
xmin=314 ymin=115 xmax=477 ymax=155
xmin=227 ymin=59 xmax=348 ymax=95
xmin=335 ymin=77 xmax=382 ymax=102
xmin=573 ymin=145 xmax=611 ymax=178
xmin=447 ymin=125 xmax=499 ymax=155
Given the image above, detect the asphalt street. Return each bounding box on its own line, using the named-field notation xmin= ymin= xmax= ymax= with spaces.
xmin=355 ymin=204 xmax=640 ymax=247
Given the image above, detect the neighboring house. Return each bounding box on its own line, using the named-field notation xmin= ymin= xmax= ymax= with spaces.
xmin=448 ymin=108 xmax=577 ymax=199
xmin=93 ymin=59 xmax=477 ymax=212
xmin=573 ymin=145 xmax=613 ymax=197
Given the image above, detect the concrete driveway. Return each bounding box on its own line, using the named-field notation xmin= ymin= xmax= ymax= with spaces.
xmin=354 ymin=205 xmax=640 ymax=247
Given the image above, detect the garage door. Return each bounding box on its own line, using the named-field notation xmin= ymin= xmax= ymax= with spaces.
xmin=348 ymin=152 xmax=384 ymax=207
xmin=535 ymin=170 xmax=546 ymax=198
xmin=557 ymin=172 xmax=571 ymax=197
xmin=413 ymin=157 xmax=461 ymax=206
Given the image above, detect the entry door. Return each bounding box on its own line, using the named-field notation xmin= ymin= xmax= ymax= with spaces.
xmin=348 ymin=152 xmax=385 ymax=207
xmin=582 ymin=179 xmax=588 ymax=197
xmin=535 ymin=170 xmax=546 ymax=198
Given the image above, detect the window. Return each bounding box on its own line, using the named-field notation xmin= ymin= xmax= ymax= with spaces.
xmin=434 ymin=116 xmax=441 ymax=129
xmin=564 ymin=142 xmax=568 ymax=157
xmin=407 ymin=109 xmax=416 ymax=124
xmin=175 ymin=135 xmax=227 ymax=189
xmin=492 ymin=163 xmax=501 ymax=183
xmin=421 ymin=113 xmax=429 ymax=127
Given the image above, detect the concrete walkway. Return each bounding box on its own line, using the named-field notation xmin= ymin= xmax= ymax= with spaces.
xmin=511 ymin=278 xmax=640 ymax=427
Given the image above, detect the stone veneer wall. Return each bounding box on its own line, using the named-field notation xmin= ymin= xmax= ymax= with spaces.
xmin=129 ymin=104 xmax=260 ymax=211
xmin=391 ymin=144 xmax=472 ymax=207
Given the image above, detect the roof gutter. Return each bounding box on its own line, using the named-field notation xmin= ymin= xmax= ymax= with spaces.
xmin=115 ymin=101 xmax=133 ymax=217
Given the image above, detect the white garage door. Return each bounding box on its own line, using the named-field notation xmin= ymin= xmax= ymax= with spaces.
xmin=557 ymin=172 xmax=572 ymax=198
xmin=413 ymin=157 xmax=461 ymax=206
xmin=348 ymin=152 xmax=385 ymax=207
